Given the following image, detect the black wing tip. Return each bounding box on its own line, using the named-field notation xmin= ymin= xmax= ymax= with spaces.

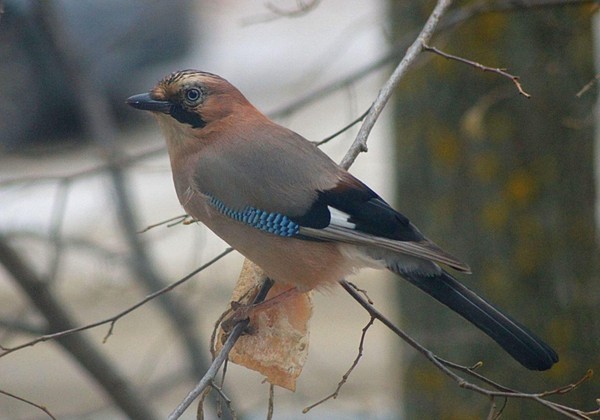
xmin=399 ymin=269 xmax=559 ymax=371
xmin=521 ymin=347 xmax=559 ymax=371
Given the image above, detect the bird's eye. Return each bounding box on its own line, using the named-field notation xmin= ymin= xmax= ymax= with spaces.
xmin=184 ymin=88 xmax=202 ymax=104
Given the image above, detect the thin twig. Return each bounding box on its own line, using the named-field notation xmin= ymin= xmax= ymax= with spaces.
xmin=37 ymin=0 xmax=212 ymax=381
xmin=0 ymin=389 xmax=57 ymax=420
xmin=0 ymin=3 xmax=592 ymax=189
xmin=340 ymin=280 xmax=598 ymax=420
xmin=328 ymin=1 xmax=597 ymax=415
xmin=210 ymin=382 xmax=237 ymax=420
xmin=314 ymin=108 xmax=371 ymax=146
xmin=0 ymin=144 xmax=167 ymax=187
xmin=268 ymin=0 xmax=593 ymax=123
xmin=196 ymin=386 xmax=212 ymax=420
xmin=537 ymin=370 xmax=593 ymax=397
xmin=3 ymin=1 xmax=595 ymax=418
xmin=303 ymin=316 xmax=375 ymax=413
xmin=486 ymin=397 xmax=501 ymax=420
xmin=0 ymin=236 xmax=159 ymax=420
xmin=346 ymin=281 xmax=374 ymax=304
xmin=267 ymin=384 xmax=275 ymax=420
xmin=435 ymin=357 xmax=518 ymax=393
xmin=265 ymin=0 xmax=321 ymax=17
xmin=137 ymin=214 xmax=191 ymax=233
xmin=423 ymin=43 xmax=531 ymax=98
xmin=576 ymin=72 xmax=600 ymax=98
xmin=242 ymin=0 xmax=321 ymax=25
xmin=97 ymin=246 xmax=231 ymax=343
xmin=339 ymin=0 xmax=454 ymax=170
xmin=0 ymin=248 xmax=234 ymax=357
xmin=1 ymin=1 xmax=591 ymax=191
xmin=168 ymin=278 xmax=275 ymax=419
xmin=176 ymin=0 xmax=595 ymax=417
xmin=168 ymin=321 xmax=247 ymax=420
xmin=216 ymin=359 xmax=229 ymax=418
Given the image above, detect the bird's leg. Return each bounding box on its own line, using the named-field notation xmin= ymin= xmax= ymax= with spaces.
xmin=229 ymin=286 xmax=301 ymax=322
xmin=221 ymin=287 xmax=301 ymax=332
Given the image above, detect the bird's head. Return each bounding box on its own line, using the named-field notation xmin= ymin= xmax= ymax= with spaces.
xmin=127 ymin=70 xmax=253 ymax=134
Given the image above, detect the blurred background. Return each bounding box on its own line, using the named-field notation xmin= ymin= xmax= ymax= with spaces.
xmin=0 ymin=0 xmax=598 ymax=419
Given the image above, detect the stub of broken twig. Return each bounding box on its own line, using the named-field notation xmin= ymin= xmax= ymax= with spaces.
xmin=214 ymin=260 xmax=313 ymax=391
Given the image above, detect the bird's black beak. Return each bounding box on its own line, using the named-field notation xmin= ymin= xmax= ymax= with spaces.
xmin=126 ymin=93 xmax=172 ymax=114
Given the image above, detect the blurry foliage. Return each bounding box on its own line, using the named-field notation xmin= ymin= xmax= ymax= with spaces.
xmin=390 ymin=1 xmax=599 ymax=418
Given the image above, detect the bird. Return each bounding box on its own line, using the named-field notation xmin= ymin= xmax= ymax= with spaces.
xmin=127 ymin=69 xmax=558 ymax=371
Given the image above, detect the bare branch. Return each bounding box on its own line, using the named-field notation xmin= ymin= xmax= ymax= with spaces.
xmin=314 ymin=108 xmax=370 ymax=146
xmin=576 ymin=73 xmax=600 ymax=98
xmin=2 ymin=1 xmax=594 ymax=418
xmin=0 ymin=388 xmax=57 ymax=420
xmin=196 ymin=386 xmax=212 ymax=420
xmin=267 ymin=0 xmax=593 ymax=123
xmin=340 ymin=280 xmax=598 ymax=419
xmin=0 ymin=237 xmax=159 ymax=420
xmin=167 ymin=0 xmax=597 ymax=417
xmin=168 ymin=278 xmax=275 ymax=419
xmin=0 ymin=248 xmax=234 ymax=357
xmin=267 ymin=383 xmax=275 ymax=420
xmin=486 ymin=397 xmax=506 ymax=420
xmin=169 ymin=322 xmax=246 ymax=420
xmin=1 ymin=1 xmax=591 ymax=190
xmin=0 ymin=144 xmax=167 ymax=187
xmin=242 ymin=0 xmax=321 ymax=25
xmin=265 ymin=0 xmax=321 ymax=17
xmin=35 ymin=0 xmax=213 ymax=381
xmin=209 ymin=382 xmax=237 ymax=420
xmin=423 ymin=43 xmax=531 ymax=98
xmin=303 ymin=316 xmax=375 ymax=413
xmin=339 ymin=0 xmax=454 ymax=169
xmin=137 ymin=214 xmax=191 ymax=233
xmin=346 ymin=281 xmax=374 ymax=304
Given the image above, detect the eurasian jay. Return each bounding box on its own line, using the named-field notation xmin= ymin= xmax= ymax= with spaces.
xmin=127 ymin=70 xmax=558 ymax=371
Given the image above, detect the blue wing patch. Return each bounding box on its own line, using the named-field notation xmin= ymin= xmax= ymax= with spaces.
xmin=208 ymin=195 xmax=299 ymax=237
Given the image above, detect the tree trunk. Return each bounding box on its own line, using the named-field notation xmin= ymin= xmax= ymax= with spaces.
xmin=390 ymin=2 xmax=599 ymax=417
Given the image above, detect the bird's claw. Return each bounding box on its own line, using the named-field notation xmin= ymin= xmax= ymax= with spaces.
xmin=220 ymin=301 xmax=255 ymax=335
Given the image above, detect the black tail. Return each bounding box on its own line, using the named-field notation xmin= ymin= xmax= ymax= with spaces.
xmin=395 ymin=268 xmax=558 ymax=370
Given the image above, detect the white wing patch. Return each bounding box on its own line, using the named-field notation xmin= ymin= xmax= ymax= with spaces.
xmin=328 ymin=206 xmax=356 ymax=229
